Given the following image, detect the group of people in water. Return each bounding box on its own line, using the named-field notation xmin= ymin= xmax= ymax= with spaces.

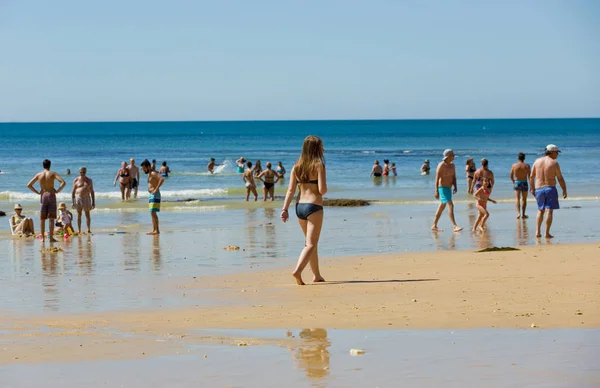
xmin=431 ymin=145 xmax=567 ymax=239
xmin=113 ymin=159 xmax=170 ymax=201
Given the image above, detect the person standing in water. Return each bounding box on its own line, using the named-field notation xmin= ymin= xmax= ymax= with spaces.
xmin=431 ymin=149 xmax=463 ymax=232
xmin=236 ymin=157 xmax=246 ymax=173
xmin=421 ymin=160 xmax=430 ymax=175
xmin=253 ymin=160 xmax=263 ymax=178
xmin=281 ymin=135 xmax=327 ymax=285
xmin=72 ymin=166 xmax=95 ymax=234
xmin=243 ymin=161 xmax=258 ymax=201
xmin=257 ymin=162 xmax=281 ymax=201
xmin=207 ymin=158 xmax=222 ymax=173
xmin=26 ymin=159 xmax=66 ymax=242
xmin=465 ymin=158 xmax=477 ymax=194
xmin=113 ymin=161 xmax=131 ymax=201
xmin=276 ymin=161 xmax=286 ymax=178
xmin=510 ymin=152 xmax=531 ymax=219
xmin=370 ymin=160 xmax=383 ymax=177
xmin=159 ymin=161 xmax=171 ymax=177
xmin=471 ymin=158 xmax=495 ymax=192
xmin=530 ymin=144 xmax=567 ymax=239
xmin=141 ymin=159 xmax=164 ymax=235
xmin=472 ymin=177 xmax=497 ymax=232
xmin=128 ymin=158 xmax=140 ymax=199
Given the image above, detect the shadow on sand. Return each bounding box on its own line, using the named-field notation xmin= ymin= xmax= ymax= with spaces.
xmin=314 ymin=278 xmax=439 ymax=285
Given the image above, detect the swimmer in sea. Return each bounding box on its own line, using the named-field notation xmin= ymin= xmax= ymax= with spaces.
xmin=236 ymin=157 xmax=246 ymax=174
xmin=391 ymin=163 xmax=398 ymax=176
xmin=370 ymin=160 xmax=383 ymax=177
xmin=276 ymin=161 xmax=286 ymax=178
xmin=472 ymin=177 xmax=497 ymax=232
xmin=159 ymin=161 xmax=171 ymax=177
xmin=207 ymin=158 xmax=222 ymax=174
xmin=421 ymin=160 xmax=430 ymax=175
xmin=243 ymin=161 xmax=258 ymax=201
xmin=257 ymin=162 xmax=281 ymax=201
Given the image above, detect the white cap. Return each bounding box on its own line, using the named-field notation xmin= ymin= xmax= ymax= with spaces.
xmin=443 ymin=149 xmax=454 ymax=160
xmin=545 ymin=144 xmax=561 ymax=153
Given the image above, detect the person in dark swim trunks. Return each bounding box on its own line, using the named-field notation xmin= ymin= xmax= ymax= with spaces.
xmin=281 ymin=135 xmax=327 ymax=286
xmin=26 ymin=159 xmax=66 ymax=242
xmin=257 ymin=162 xmax=280 ymax=201
xmin=510 ymin=152 xmax=531 ymax=219
xmin=370 ymin=160 xmax=383 ymax=177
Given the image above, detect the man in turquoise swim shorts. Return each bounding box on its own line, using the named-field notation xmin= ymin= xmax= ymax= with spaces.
xmin=431 ymin=149 xmax=463 ymax=232
xmin=141 ymin=159 xmax=164 ymax=235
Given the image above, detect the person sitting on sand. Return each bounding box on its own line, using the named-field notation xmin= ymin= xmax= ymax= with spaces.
xmin=55 ymin=202 xmax=74 ymax=234
xmin=257 ymin=162 xmax=281 ymax=201
xmin=370 ymin=160 xmax=383 ymax=177
xmin=159 ymin=161 xmax=171 ymax=177
xmin=276 ymin=161 xmax=286 ymax=178
xmin=207 ymin=158 xmax=222 ymax=174
xmin=280 ymin=135 xmax=327 ymax=285
xmin=243 ymin=161 xmax=258 ymax=201
xmin=421 ymin=160 xmax=430 ymax=175
xmin=472 ymin=177 xmax=497 ymax=232
xmin=10 ymin=204 xmax=35 ymax=236
xmin=113 ymin=161 xmax=131 ymax=201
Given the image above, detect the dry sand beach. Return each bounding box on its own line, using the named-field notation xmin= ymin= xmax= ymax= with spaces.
xmin=2 ymin=243 xmax=598 ymax=366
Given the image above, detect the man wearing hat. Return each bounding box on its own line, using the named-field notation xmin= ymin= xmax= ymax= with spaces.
xmin=529 ymin=144 xmax=567 ymax=238
xmin=431 ymin=149 xmax=463 ymax=232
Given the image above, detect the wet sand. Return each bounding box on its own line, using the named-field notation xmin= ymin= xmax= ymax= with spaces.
xmin=1 ymin=243 xmax=598 ymax=366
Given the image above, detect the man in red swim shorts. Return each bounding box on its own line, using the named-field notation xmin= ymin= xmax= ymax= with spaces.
xmin=27 ymin=159 xmax=66 ymax=242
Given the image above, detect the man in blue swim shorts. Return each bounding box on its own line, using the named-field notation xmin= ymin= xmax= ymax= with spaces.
xmin=530 ymin=144 xmax=567 ymax=239
xmin=141 ymin=159 xmax=165 ymax=235
xmin=431 ymin=149 xmax=463 ymax=232
xmin=510 ymin=152 xmax=531 ymax=219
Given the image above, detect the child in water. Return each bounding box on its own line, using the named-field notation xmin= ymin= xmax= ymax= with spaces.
xmin=472 ymin=177 xmax=497 ymax=232
xmin=391 ymin=163 xmax=397 ymax=176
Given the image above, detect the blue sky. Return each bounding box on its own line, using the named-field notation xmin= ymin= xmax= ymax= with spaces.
xmin=1 ymin=0 xmax=599 ymax=121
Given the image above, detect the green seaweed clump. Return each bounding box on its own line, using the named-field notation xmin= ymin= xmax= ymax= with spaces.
xmin=477 ymin=246 xmax=520 ymax=253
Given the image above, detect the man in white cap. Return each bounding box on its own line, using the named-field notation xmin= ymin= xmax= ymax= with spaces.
xmin=529 ymin=144 xmax=567 ymax=238
xmin=431 ymin=149 xmax=463 ymax=232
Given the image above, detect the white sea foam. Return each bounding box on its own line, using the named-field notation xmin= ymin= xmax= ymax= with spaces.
xmin=0 ymin=188 xmax=228 ymax=202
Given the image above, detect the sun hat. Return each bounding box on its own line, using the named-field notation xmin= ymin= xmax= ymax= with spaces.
xmin=443 ymin=149 xmax=454 ymax=160
xmin=14 ymin=204 xmax=23 ymax=210
xmin=58 ymin=202 xmax=67 ymax=210
xmin=545 ymin=144 xmax=561 ymax=153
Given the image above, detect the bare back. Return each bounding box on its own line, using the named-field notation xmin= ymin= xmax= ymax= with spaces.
xmin=531 ymin=156 xmax=561 ymax=188
xmin=261 ymin=168 xmax=277 ymax=183
xmin=436 ymin=161 xmax=456 ymax=188
xmin=243 ymin=169 xmax=256 ymax=185
xmin=37 ymin=171 xmax=63 ymax=193
xmin=293 ymin=163 xmax=327 ymax=205
xmin=511 ymin=162 xmax=530 ymax=181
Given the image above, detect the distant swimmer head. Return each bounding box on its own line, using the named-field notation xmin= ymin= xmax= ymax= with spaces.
xmin=442 ymin=149 xmax=454 ymax=161
xmin=162 ymin=161 xmax=167 ymax=167
xmin=481 ymin=158 xmax=488 ymax=167
xmin=210 ymin=158 xmax=215 ymax=162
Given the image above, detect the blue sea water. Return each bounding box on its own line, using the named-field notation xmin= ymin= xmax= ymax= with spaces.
xmin=0 ymin=118 xmax=599 ymax=207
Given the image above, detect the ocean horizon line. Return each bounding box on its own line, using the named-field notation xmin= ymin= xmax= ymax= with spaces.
xmin=1 ymin=117 xmax=599 ymax=125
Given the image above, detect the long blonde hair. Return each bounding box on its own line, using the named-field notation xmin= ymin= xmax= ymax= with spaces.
xmin=294 ymin=135 xmax=325 ymax=183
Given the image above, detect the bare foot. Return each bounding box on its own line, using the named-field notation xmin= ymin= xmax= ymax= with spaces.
xmin=431 ymin=226 xmax=443 ymax=232
xmin=522 ymin=215 xmax=529 ymax=219
xmin=292 ymin=272 xmax=305 ymax=285
xmin=545 ymin=234 xmax=554 ymax=239
xmin=472 ymin=227 xmax=477 ymax=232
xmin=453 ymin=226 xmax=463 ymax=232
xmin=146 ymin=231 xmax=160 ymax=235
xmin=478 ymin=226 xmax=485 ymax=232
xmin=49 ymin=237 xmax=58 ymax=243
xmin=313 ymin=277 xmax=326 ymax=283
xmin=516 ymin=214 xmax=521 ymax=219
xmin=536 ymin=234 xmax=542 ymax=238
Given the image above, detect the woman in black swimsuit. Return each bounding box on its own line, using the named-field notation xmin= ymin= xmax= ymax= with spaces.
xmin=113 ymin=161 xmax=131 ymax=201
xmin=257 ymin=162 xmax=280 ymax=201
xmin=281 ymin=136 xmax=327 ymax=285
xmin=465 ymin=158 xmax=477 ymax=194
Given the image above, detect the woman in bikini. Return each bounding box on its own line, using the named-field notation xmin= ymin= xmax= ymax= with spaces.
xmin=276 ymin=161 xmax=286 ymax=179
xmin=113 ymin=161 xmax=131 ymax=201
xmin=10 ymin=204 xmax=35 ymax=236
xmin=257 ymin=162 xmax=280 ymax=201
xmin=466 ymin=158 xmax=477 ymax=194
xmin=472 ymin=177 xmax=497 ymax=232
xmin=281 ymin=136 xmax=327 ymax=285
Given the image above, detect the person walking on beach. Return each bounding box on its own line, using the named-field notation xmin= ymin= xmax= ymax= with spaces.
xmin=141 ymin=159 xmax=164 ymax=235
xmin=530 ymin=144 xmax=567 ymax=239
xmin=71 ymin=167 xmax=95 ymax=234
xmin=370 ymin=160 xmax=383 ymax=177
xmin=470 ymin=158 xmax=495 ymax=193
xmin=113 ymin=161 xmax=131 ymax=201
xmin=128 ymin=158 xmax=140 ymax=199
xmin=472 ymin=177 xmax=497 ymax=232
xmin=243 ymin=161 xmax=258 ymax=201
xmin=207 ymin=158 xmax=222 ymax=174
xmin=281 ymin=135 xmax=327 ymax=285
xmin=510 ymin=153 xmax=531 ymax=219
xmin=26 ymin=159 xmax=66 ymax=242
xmin=431 ymin=149 xmax=463 ymax=232
xmin=465 ymin=158 xmax=477 ymax=194
xmin=257 ymin=162 xmax=280 ymax=201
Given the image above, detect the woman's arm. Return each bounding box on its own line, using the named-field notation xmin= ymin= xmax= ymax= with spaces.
xmin=317 ymin=163 xmax=327 ymax=196
xmin=280 ymin=167 xmax=298 ymax=222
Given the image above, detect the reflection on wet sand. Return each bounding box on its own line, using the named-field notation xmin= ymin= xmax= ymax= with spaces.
xmin=516 ymin=219 xmax=529 ymax=246
xmin=288 ymin=329 xmax=331 ymax=381
xmin=76 ymin=235 xmax=94 ymax=275
xmin=432 ymin=230 xmax=456 ymax=250
xmin=473 ymin=228 xmax=493 ymax=250
xmin=263 ymin=208 xmax=278 ymax=259
xmin=122 ymin=231 xmax=141 ymax=272
xmin=467 ymin=202 xmax=477 ymax=228
xmin=40 ymin=242 xmax=60 ymax=311
xmin=151 ymin=236 xmax=162 ymax=271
